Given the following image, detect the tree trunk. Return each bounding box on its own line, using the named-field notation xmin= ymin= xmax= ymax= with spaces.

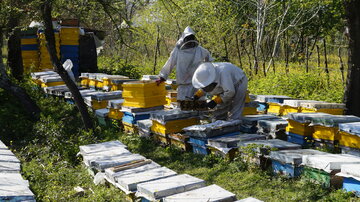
xmin=0 ymin=30 xmax=40 ymax=121
xmin=153 ymin=26 xmax=160 ymax=75
xmin=338 ymin=47 xmax=345 ymax=85
xmin=344 ymin=0 xmax=360 ymax=116
xmin=7 ymin=29 xmax=24 ymax=81
xmin=41 ymin=1 xmax=93 ymax=130
xmin=305 ymin=37 xmax=309 ymax=73
xmin=235 ymin=33 xmax=243 ymax=68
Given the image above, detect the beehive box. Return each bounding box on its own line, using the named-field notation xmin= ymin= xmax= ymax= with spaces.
xmin=168 ymin=133 xmax=191 ymax=151
xmin=336 ymin=164 xmax=360 ymax=196
xmin=257 ymin=118 xmax=288 ymax=140
xmin=282 ymin=100 xmax=326 ymax=116
xmin=136 ymin=174 xmax=206 ymax=201
xmin=137 ymin=119 xmax=153 ymax=137
xmin=122 ymin=111 xmax=151 ymax=125
xmin=287 ymin=132 xmax=313 ymax=147
xmin=116 ymin=167 xmax=177 ymax=193
xmin=122 ymin=80 xmax=166 ymax=97
xmin=338 ymin=122 xmax=360 ymax=149
xmin=150 ymin=109 xmax=199 ymax=124
xmin=40 ymin=76 xmax=64 ymax=87
xmin=300 ymin=102 xmax=345 ymax=115
xmin=207 ymin=133 xmax=266 ymax=148
xmin=267 ymin=103 xmax=284 ymax=116
xmin=184 ymin=120 xmax=242 ymax=138
xmin=270 ymin=149 xmax=328 ymax=178
xmin=82 ymin=147 xmax=131 ymax=167
xmin=95 ymin=108 xmax=110 ymax=126
xmin=240 ymin=115 xmax=279 ymax=133
xmin=153 ymin=133 xmax=170 ymax=145
xmin=79 ymin=141 xmax=127 ymax=156
xmin=286 ymin=119 xmax=314 ymax=137
xmin=123 ymin=122 xmax=137 ymax=134
xmin=302 ymin=154 xmax=360 ymax=188
xmin=105 ymin=160 xmax=160 ymax=185
xmin=151 ymin=118 xmax=200 ymax=136
xmin=91 ymin=154 xmax=146 ymax=171
xmin=163 ymin=184 xmax=237 ymax=202
xmin=238 ymin=139 xmax=301 ymax=155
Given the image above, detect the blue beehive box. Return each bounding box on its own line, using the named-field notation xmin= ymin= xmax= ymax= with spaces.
xmin=270 ymin=149 xmax=328 ymax=178
xmin=122 ymin=111 xmax=151 ymax=125
xmin=287 ymin=132 xmax=313 ymax=147
xmin=189 ymin=143 xmax=209 ymax=155
xmin=257 ymin=102 xmax=268 ymax=112
xmin=337 ymin=164 xmax=360 ymax=196
xmin=21 ymin=44 xmax=38 ymax=51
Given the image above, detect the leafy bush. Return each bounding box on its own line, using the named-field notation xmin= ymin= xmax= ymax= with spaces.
xmin=98 ymin=56 xmax=142 ymax=79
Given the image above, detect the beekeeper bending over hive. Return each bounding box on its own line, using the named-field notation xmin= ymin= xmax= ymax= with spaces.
xmin=192 ymin=62 xmax=248 ymax=120
xmin=156 ymin=26 xmax=213 ymax=101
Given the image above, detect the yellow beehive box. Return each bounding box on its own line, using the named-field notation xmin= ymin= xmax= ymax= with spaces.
xmin=286 ymin=119 xmax=314 ymax=136
xmin=300 ymin=107 xmax=344 ymax=115
xmin=166 ymin=97 xmax=177 ymax=106
xmin=151 ymin=118 xmax=200 ymax=135
xmin=60 ymin=27 xmax=80 ymax=35
xmin=96 ymin=80 xmax=104 ymax=89
xmin=267 ymin=102 xmax=284 ymax=116
xmin=108 ymin=108 xmax=123 ymax=120
xmin=153 ymin=133 xmax=170 ymax=145
xmin=245 ymin=91 xmax=251 ymax=103
xmin=80 ymin=77 xmax=90 ymax=87
xmin=313 ymin=125 xmax=338 ymax=141
xmin=123 ymin=95 xmax=166 ymax=108
xmin=122 ymin=81 xmax=166 ymax=98
xmin=243 ymin=107 xmax=257 ymax=115
xmin=89 ymin=79 xmax=98 ymax=89
xmin=60 ymin=39 xmax=79 ymax=46
xmin=21 ymin=50 xmax=39 ymax=59
xmin=41 ymin=81 xmax=65 ymax=88
xmin=21 ymin=38 xmax=37 ymax=45
xmin=338 ymin=131 xmax=360 ymax=149
xmin=91 ymin=100 xmax=108 ymax=110
xmin=282 ymin=105 xmax=300 ymax=116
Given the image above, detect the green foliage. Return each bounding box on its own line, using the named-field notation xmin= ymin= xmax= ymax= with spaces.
xmin=97 ymin=56 xmax=142 ymax=79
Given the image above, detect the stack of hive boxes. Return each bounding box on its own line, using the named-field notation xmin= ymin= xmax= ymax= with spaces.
xmin=38 ymin=29 xmax=60 ymax=70
xmin=311 ymin=115 xmax=360 ymax=149
xmin=107 ymin=99 xmax=124 ymax=122
xmin=183 ymin=120 xmax=242 ymax=155
xmin=282 ymin=100 xmax=325 ymax=116
xmin=102 ymin=75 xmax=133 ymax=91
xmin=243 ymin=91 xmax=258 ymax=115
xmin=20 ymin=29 xmax=39 ymax=72
xmin=60 ymin=27 xmax=80 ymax=77
xmin=150 ymin=109 xmax=200 ymax=149
xmin=285 ymin=113 xmax=324 ymax=147
xmin=338 ymin=122 xmax=360 ymax=156
xmin=121 ymin=81 xmax=166 ymax=133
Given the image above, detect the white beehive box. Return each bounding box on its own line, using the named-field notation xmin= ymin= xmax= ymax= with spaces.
xmin=302 ymin=154 xmax=360 ymax=173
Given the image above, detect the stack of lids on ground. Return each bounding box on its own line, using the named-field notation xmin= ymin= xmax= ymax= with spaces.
xmin=150 ymin=109 xmax=200 ymax=150
xmin=121 ymin=80 xmax=166 ymax=133
xmin=243 ymin=91 xmax=258 ymax=115
xmin=38 ymin=29 xmax=60 ymax=70
xmin=183 ymin=120 xmax=243 ymax=155
xmin=0 ymin=140 xmax=35 ymax=201
xmin=338 ymin=122 xmax=360 ymax=155
xmin=257 ymin=117 xmax=288 ymax=140
xmin=60 ymin=26 xmax=80 ymax=77
xmin=20 ymin=28 xmax=39 ymax=72
xmin=240 ymin=114 xmax=280 ymax=134
xmin=79 ymin=141 xmax=238 ymax=201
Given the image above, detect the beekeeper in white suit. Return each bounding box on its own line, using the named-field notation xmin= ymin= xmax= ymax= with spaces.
xmin=192 ymin=62 xmax=248 ymax=120
xmin=156 ymin=26 xmax=213 ymax=101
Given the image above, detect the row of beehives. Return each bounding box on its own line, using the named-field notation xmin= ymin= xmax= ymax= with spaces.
xmin=78 ymin=140 xmax=263 ymax=202
xmin=0 ymin=140 xmax=36 ymax=201
xmin=254 ymin=95 xmax=346 ymax=115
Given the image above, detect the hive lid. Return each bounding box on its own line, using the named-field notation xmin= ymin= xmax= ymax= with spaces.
xmin=283 ymin=100 xmax=325 ymax=107
xmin=302 ymin=154 xmax=360 ymax=173
xmin=337 ymin=164 xmax=360 ymax=180
xmin=338 ymin=122 xmax=360 ymax=136
xmin=79 ymin=141 xmax=127 ymax=155
xmin=163 ymin=184 xmax=236 ymax=202
xmin=254 ymin=95 xmax=291 ymax=103
xmin=269 ymin=149 xmax=328 ymax=166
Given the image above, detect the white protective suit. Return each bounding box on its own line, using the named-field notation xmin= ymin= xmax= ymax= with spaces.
xmin=207 ymin=62 xmax=248 ymax=120
xmin=159 ymin=27 xmax=213 ymax=100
